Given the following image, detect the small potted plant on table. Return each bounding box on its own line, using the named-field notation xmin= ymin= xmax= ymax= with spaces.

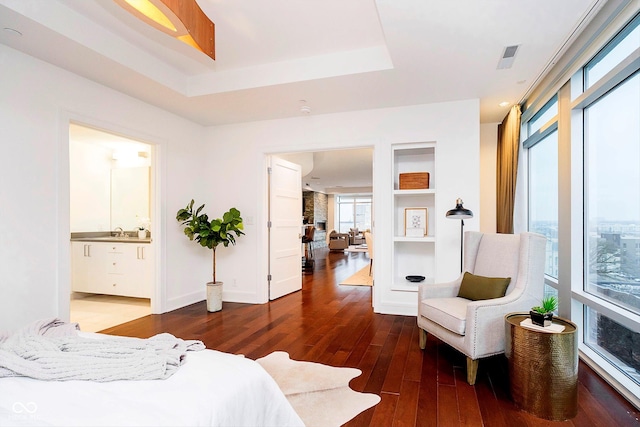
xmin=530 ymin=296 xmax=558 ymax=327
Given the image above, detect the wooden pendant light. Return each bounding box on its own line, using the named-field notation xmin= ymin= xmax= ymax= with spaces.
xmin=115 ymin=0 xmax=215 ymax=60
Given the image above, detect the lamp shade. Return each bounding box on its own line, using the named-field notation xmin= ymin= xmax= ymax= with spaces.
xmin=446 ymin=198 xmax=473 ymax=219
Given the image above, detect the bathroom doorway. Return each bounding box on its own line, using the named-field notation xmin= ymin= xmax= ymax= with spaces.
xmin=68 ymin=123 xmax=154 ymax=332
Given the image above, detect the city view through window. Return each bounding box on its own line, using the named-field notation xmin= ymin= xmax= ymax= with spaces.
xmin=584 ymin=70 xmax=640 ymax=385
xmin=337 ymin=196 xmax=371 ymax=234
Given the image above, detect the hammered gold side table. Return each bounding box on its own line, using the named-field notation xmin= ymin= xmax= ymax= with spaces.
xmin=505 ymin=312 xmax=578 ymax=421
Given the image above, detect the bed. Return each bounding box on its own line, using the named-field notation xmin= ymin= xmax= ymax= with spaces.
xmin=0 ymin=329 xmax=304 ymax=427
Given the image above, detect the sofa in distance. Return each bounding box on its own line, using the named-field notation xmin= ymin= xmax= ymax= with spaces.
xmin=328 ymin=230 xmax=349 ymax=251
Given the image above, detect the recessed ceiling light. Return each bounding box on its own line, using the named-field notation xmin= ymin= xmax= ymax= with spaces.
xmin=499 ymin=101 xmax=510 ymax=108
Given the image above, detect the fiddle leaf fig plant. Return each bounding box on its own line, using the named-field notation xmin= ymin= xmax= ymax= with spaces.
xmin=176 ymin=199 xmax=244 ymax=283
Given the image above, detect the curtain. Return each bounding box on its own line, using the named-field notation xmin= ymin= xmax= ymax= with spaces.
xmin=496 ymin=105 xmax=521 ymax=234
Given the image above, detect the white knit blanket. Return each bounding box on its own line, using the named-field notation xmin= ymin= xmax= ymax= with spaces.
xmin=0 ymin=318 xmax=204 ymax=381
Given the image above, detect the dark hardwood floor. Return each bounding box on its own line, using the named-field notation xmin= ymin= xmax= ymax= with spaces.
xmin=102 ymin=247 xmax=640 ymax=426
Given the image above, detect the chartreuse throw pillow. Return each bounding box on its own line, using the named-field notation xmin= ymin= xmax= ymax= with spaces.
xmin=457 ymin=272 xmax=511 ymax=301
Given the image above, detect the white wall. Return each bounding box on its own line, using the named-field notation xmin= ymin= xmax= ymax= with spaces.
xmin=480 ymin=123 xmax=498 ymax=233
xmin=0 ymin=43 xmax=482 ymax=328
xmin=204 ymin=99 xmax=480 ymax=315
xmin=0 ymin=44 xmax=206 ymax=332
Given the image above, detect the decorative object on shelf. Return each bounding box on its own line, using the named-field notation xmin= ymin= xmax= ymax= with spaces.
xmin=399 ymin=172 xmax=430 ymax=189
xmin=137 ymin=228 xmax=148 ymax=239
xmin=405 ymin=275 xmax=425 ymax=283
xmin=404 ymin=208 xmax=427 ymax=236
xmin=176 ymin=200 xmax=244 ymax=312
xmin=446 ymin=198 xmax=473 ymax=272
xmin=529 ymin=295 xmax=558 ymax=327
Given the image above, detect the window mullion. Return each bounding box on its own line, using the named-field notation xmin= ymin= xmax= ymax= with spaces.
xmin=573 ymin=47 xmax=640 ymax=110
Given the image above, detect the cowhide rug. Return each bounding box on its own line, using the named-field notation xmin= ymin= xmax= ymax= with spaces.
xmin=256 ymin=351 xmax=381 ymax=427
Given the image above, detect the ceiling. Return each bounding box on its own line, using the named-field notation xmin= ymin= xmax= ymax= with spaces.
xmin=1 ymin=0 xmax=601 ymax=193
xmin=0 ymin=0 xmax=601 ymax=127
xmin=279 ymin=148 xmax=374 ymax=194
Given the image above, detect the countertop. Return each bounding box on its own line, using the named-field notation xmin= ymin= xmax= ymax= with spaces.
xmin=70 ymin=232 xmax=151 ymax=244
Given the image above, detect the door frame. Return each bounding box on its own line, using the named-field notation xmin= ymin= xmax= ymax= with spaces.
xmin=57 ymin=111 xmax=165 ymax=320
xmin=259 ymin=143 xmax=376 ymax=305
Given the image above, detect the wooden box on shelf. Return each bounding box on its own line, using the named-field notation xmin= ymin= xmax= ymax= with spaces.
xmin=399 ymin=172 xmax=429 ymax=189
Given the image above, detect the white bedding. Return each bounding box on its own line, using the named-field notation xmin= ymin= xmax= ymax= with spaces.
xmin=0 ymin=332 xmax=304 ymax=427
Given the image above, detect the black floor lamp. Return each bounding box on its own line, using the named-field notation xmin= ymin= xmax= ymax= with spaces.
xmin=446 ymin=198 xmax=473 ymax=273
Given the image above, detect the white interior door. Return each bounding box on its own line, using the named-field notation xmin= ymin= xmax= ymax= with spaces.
xmin=268 ymin=156 xmax=302 ymax=300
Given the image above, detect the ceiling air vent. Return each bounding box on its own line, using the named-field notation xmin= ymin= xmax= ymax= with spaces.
xmin=497 ymin=45 xmax=520 ymax=70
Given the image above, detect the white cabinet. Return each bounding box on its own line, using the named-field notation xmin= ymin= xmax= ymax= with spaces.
xmin=392 ymin=142 xmax=436 ymax=291
xmin=71 ymin=241 xmax=152 ymax=298
xmin=71 ymin=242 xmax=106 ymax=294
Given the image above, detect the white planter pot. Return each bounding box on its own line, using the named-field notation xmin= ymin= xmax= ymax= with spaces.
xmin=206 ymin=281 xmax=223 ymax=312
xmin=138 ymin=230 xmax=147 ymax=239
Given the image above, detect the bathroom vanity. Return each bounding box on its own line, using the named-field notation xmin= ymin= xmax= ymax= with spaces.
xmin=71 ymin=235 xmax=152 ymax=298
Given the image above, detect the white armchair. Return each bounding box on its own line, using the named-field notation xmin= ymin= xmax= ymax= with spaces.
xmin=417 ymin=231 xmax=546 ymax=385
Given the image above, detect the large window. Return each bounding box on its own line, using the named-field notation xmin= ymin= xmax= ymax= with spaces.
xmin=583 ymin=72 xmax=640 ymax=387
xmin=525 ymin=98 xmax=559 ymax=282
xmin=584 ymin=72 xmax=640 ymax=316
xmin=523 ymin=10 xmax=640 ymax=403
xmin=528 ymin=130 xmax=559 ymax=280
xmin=582 ymin=13 xmax=640 ymax=389
xmin=337 ymin=195 xmax=371 ymax=233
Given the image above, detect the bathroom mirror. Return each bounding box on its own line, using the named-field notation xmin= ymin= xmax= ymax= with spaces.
xmin=69 ymin=123 xmax=151 ymax=233
xmin=111 ymin=167 xmax=150 ymax=231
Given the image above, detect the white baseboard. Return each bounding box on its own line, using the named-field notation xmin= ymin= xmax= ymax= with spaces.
xmin=222 ymin=289 xmax=264 ymax=304
xmin=164 ymin=291 xmax=205 ymax=313
xmin=163 ymin=289 xmax=264 ymax=313
xmin=374 ymin=301 xmax=418 ymax=316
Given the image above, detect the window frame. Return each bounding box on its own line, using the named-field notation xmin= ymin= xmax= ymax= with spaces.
xmin=570 ymin=12 xmax=640 ymax=401
xmin=523 ymin=96 xmax=560 ymax=291
xmin=336 ymin=194 xmax=372 ymax=233
xmin=521 ymin=11 xmax=640 ymax=406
